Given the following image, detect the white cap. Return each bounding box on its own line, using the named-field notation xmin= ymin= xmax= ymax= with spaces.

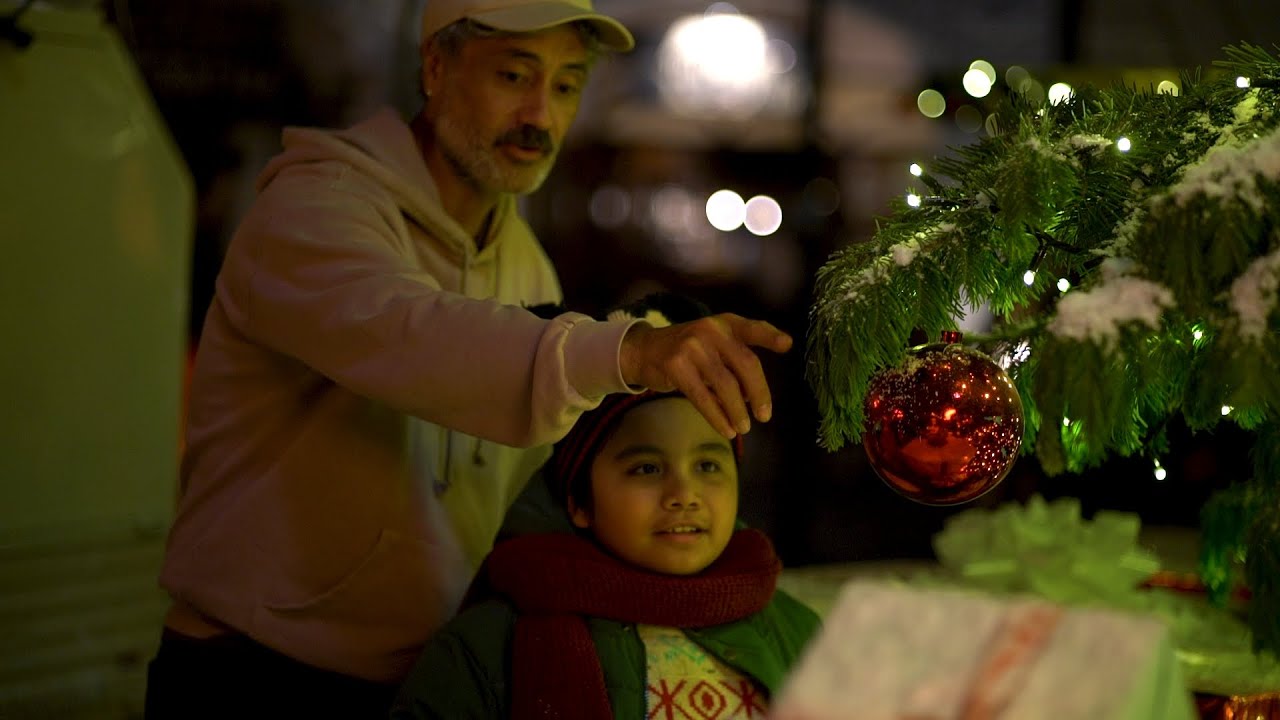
xmin=421 ymin=0 xmax=635 ymax=52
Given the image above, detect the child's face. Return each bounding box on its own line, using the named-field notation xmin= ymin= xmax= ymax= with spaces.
xmin=570 ymin=397 xmax=739 ymax=575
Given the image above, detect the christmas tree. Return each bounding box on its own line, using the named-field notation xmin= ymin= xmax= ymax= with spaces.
xmin=806 ymin=44 xmax=1280 ymax=655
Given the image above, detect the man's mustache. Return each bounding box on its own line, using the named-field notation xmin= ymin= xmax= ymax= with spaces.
xmin=497 ymin=125 xmax=554 ymax=155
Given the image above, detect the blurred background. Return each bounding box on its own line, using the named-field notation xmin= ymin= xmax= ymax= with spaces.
xmin=1 ymin=0 xmax=1275 ymax=716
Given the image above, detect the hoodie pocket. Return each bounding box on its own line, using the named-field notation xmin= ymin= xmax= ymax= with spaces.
xmin=262 ymin=527 xmax=465 ymax=629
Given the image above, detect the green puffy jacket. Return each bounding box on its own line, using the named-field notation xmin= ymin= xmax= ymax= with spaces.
xmin=390 ymin=584 xmax=819 ymax=719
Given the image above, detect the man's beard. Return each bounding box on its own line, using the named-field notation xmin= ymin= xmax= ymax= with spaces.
xmin=435 ymin=111 xmax=556 ymax=195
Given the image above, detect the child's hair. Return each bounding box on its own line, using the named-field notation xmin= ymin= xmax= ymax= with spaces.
xmin=540 ymin=292 xmax=742 ymax=511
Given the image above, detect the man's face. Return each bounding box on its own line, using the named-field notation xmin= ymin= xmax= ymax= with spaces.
xmin=426 ymin=26 xmax=591 ymax=196
xmin=571 ymin=398 xmax=739 ymax=576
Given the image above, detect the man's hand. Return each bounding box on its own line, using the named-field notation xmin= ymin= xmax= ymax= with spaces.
xmin=619 ymin=314 xmax=793 ymax=439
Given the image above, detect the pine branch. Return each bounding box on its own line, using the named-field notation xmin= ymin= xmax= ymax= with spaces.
xmin=806 ymin=42 xmax=1280 ymax=654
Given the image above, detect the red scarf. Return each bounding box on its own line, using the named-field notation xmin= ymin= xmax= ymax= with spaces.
xmin=486 ymin=529 xmax=781 ymax=720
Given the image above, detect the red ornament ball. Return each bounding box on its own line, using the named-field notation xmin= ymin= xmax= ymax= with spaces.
xmin=863 ymin=342 xmax=1024 ymax=505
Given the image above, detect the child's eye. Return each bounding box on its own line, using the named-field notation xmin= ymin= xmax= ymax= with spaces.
xmin=555 ymin=81 xmax=582 ymax=97
xmin=498 ymin=70 xmax=525 ymax=84
xmin=627 ymin=462 xmax=661 ymax=476
xmin=696 ymin=460 xmax=722 ymax=474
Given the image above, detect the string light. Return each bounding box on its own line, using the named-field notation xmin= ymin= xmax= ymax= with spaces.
xmin=909 ymin=163 xmax=924 ymax=177
xmin=1023 ymin=270 xmax=1036 ymax=286
xmin=1221 ymin=405 xmax=1234 ymax=416
xmin=1116 ymin=137 xmax=1132 ymax=152
xmin=1047 ymin=82 xmax=1073 ymax=105
xmin=1192 ymin=329 xmax=1203 ymax=341
xmin=1057 ymin=277 xmax=1070 ymax=292
xmin=1062 ymin=417 xmax=1071 ymax=427
xmin=1237 ymin=76 xmax=1251 ymax=88
xmin=1153 ymin=458 xmax=1167 ymax=481
xmin=906 ymin=193 xmax=922 ymax=208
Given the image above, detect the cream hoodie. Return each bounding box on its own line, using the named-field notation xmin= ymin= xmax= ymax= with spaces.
xmin=159 ymin=108 xmax=636 ymax=683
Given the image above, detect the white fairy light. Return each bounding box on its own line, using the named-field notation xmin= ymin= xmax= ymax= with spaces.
xmin=1117 ymin=137 xmax=1132 ymax=152
xmin=1237 ymin=76 xmax=1251 ymax=88
xmin=963 ymin=68 xmax=993 ymax=98
xmin=909 ymin=163 xmax=924 ymax=177
xmin=906 ymin=193 xmax=922 ymax=208
xmin=1221 ymin=405 xmax=1233 ymax=416
xmin=1048 ymin=82 xmax=1074 ymax=105
xmin=1023 ymin=269 xmax=1036 ymax=286
xmin=1057 ymin=277 xmax=1071 ymax=292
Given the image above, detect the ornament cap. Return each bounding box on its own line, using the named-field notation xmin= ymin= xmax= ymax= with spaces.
xmin=940 ymin=329 xmax=963 ymax=344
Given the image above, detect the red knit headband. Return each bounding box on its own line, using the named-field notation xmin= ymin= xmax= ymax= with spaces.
xmin=550 ymin=390 xmax=745 ymax=504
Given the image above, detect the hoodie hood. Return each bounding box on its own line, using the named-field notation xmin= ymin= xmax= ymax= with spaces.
xmin=255 ymin=107 xmax=511 ymax=259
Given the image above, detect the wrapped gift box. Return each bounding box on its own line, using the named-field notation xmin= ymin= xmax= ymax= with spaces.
xmin=771 ymin=581 xmax=1197 ymax=720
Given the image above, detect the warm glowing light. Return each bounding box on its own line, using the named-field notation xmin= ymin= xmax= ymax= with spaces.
xmin=650 ymin=185 xmax=696 ymax=235
xmin=743 ymin=195 xmax=782 ymax=236
xmin=1048 ymin=82 xmax=1074 ymax=105
xmin=1116 ymin=136 xmax=1132 ymax=152
xmin=969 ymin=59 xmax=996 ymax=84
xmin=909 ymin=163 xmax=924 ymax=177
xmin=1062 ymin=417 xmax=1071 ymax=427
xmin=1005 ymin=65 xmax=1030 ymax=90
xmin=1154 ymin=467 xmax=1167 ymax=481
xmin=1193 ymin=329 xmax=1204 ymax=341
xmin=1222 ymin=405 xmax=1234 ymax=416
xmin=943 ymin=408 xmax=957 ymax=421
xmin=705 ymin=189 xmax=745 ymax=231
xmin=1023 ymin=270 xmax=1036 ymax=286
xmin=1157 ymin=80 xmax=1179 ymax=96
xmin=1237 ymin=76 xmax=1251 ymax=88
xmin=1057 ymin=277 xmax=1070 ymax=292
xmin=658 ymin=12 xmax=772 ymax=117
xmin=906 ymin=193 xmax=922 ymax=208
xmin=962 ymin=68 xmax=993 ymax=98
xmin=917 ymin=89 xmax=946 ymax=118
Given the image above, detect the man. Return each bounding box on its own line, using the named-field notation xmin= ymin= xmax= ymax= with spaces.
xmin=145 ymin=1 xmax=792 ymax=717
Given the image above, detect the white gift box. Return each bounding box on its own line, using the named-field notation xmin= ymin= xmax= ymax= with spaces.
xmin=771 ymin=581 xmax=1197 ymax=720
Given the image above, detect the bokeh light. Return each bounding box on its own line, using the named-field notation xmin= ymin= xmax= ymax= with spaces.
xmin=1005 ymin=65 xmax=1030 ymax=90
xmin=969 ymin=59 xmax=997 ymax=84
xmin=1157 ymin=80 xmax=1179 ymax=96
xmin=955 ymin=104 xmax=983 ymax=133
xmin=984 ymin=113 xmax=1001 ymax=136
xmin=651 ymin=185 xmax=697 ymax=235
xmin=588 ymin=185 xmax=630 ymax=229
xmin=658 ymin=11 xmax=772 ymax=118
xmin=1048 ymin=82 xmax=1074 ymax=105
xmin=1116 ymin=136 xmax=1132 ymax=152
xmin=743 ymin=195 xmax=783 ymax=236
xmin=767 ymin=37 xmax=797 ymax=74
xmin=962 ymin=68 xmax=993 ymax=98
xmin=706 ymin=189 xmax=745 ymax=231
xmin=917 ymin=89 xmax=946 ymax=118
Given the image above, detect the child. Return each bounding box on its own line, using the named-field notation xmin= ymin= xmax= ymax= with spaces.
xmin=391 ymin=298 xmax=820 ymax=719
